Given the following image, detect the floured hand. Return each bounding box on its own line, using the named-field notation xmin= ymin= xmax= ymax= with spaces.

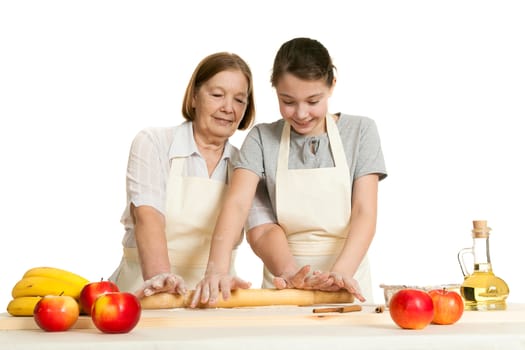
xmin=135 ymin=272 xmax=187 ymax=299
xmin=322 ymin=272 xmax=366 ymax=302
xmin=190 ymin=273 xmax=251 ymax=308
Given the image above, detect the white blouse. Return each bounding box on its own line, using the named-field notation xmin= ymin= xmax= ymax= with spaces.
xmin=120 ymin=121 xmax=249 ymax=247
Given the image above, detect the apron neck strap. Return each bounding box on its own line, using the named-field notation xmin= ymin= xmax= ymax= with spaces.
xmin=278 ymin=114 xmax=347 ymax=169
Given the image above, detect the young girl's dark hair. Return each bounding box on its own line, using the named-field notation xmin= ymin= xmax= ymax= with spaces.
xmin=271 ymin=37 xmax=336 ymax=88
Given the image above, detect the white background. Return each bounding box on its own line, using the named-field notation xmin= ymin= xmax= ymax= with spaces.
xmin=1 ymin=1 xmax=524 ymax=310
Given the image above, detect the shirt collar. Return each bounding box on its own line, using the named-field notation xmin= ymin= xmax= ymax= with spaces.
xmin=169 ymin=121 xmax=234 ymax=160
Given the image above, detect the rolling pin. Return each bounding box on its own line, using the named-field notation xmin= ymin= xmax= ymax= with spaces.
xmin=140 ymin=288 xmax=355 ymax=309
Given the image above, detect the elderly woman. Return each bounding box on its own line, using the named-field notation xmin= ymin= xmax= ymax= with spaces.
xmin=110 ymin=52 xmax=271 ymax=298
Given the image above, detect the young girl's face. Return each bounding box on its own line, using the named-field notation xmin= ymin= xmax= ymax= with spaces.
xmin=275 ymin=73 xmax=334 ymax=136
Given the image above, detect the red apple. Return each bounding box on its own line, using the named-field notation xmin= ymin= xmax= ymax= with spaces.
xmin=428 ymin=288 xmax=464 ymax=325
xmin=389 ymin=288 xmax=434 ymax=330
xmin=33 ymin=295 xmax=79 ymax=332
xmin=91 ymin=292 xmax=141 ymax=333
xmin=79 ymin=279 xmax=119 ymax=315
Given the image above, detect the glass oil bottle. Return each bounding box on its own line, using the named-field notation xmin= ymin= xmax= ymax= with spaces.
xmin=458 ymin=220 xmax=509 ymax=310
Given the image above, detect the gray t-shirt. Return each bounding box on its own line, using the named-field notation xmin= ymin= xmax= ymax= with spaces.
xmin=234 ymin=113 xmax=388 ymax=230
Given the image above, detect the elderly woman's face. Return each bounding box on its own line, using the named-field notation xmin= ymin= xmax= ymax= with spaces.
xmin=192 ymin=69 xmax=249 ymax=140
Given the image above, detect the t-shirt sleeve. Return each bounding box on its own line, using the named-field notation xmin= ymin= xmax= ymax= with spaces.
xmin=234 ymin=126 xmax=265 ymax=177
xmin=233 ymin=125 xmax=277 ymax=229
xmin=126 ymin=129 xmax=166 ymax=215
xmin=355 ymin=118 xmax=388 ymax=180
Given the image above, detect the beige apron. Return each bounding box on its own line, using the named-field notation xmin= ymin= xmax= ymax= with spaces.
xmin=111 ymin=157 xmax=237 ymax=292
xmin=263 ymin=115 xmax=373 ymax=301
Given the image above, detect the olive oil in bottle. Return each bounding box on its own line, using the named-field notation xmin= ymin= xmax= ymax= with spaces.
xmin=458 ymin=220 xmax=509 ymax=311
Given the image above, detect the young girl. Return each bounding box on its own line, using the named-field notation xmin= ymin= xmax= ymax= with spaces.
xmin=192 ymin=38 xmax=387 ymax=306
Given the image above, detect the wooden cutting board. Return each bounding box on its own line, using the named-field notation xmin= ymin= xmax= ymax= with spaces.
xmin=1 ymin=289 xmax=357 ymax=330
xmin=0 ymin=306 xmax=364 ymax=330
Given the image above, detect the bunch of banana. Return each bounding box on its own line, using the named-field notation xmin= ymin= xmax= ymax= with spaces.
xmin=7 ymin=266 xmax=90 ymax=316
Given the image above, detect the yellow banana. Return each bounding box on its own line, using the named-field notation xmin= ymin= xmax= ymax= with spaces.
xmin=12 ymin=276 xmax=84 ymax=299
xmin=6 ymin=296 xmax=42 ymax=316
xmin=22 ymin=266 xmax=90 ymax=290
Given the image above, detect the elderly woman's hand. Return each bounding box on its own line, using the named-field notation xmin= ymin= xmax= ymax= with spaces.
xmin=135 ymin=272 xmax=187 ymax=299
